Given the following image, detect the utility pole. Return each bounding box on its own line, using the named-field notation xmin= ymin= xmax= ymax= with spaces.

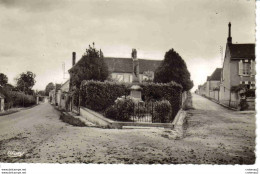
xmin=220 ymin=46 xmax=223 ymax=66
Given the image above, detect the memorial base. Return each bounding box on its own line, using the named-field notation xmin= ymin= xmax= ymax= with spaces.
xmin=130 ymin=85 xmax=142 ymax=101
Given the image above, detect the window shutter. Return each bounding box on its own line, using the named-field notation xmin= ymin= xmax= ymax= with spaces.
xmin=238 ymin=60 xmax=243 ymax=75
xmin=251 ymin=60 xmax=256 ymax=75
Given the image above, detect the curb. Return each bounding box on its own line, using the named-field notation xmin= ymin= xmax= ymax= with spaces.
xmin=60 ymin=112 xmax=88 ymax=127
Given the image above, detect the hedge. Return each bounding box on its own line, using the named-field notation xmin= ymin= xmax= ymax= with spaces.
xmin=81 ymin=80 xmax=183 ymax=120
xmin=81 ymin=81 xmax=130 ymax=111
xmin=0 ymin=87 xmax=36 ymax=109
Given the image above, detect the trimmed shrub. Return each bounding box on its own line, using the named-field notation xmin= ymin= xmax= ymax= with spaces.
xmin=140 ymin=81 xmax=182 ymax=121
xmin=114 ymin=96 xmax=134 ymax=121
xmin=245 ymin=89 xmax=255 ymax=98
xmin=153 ymin=100 xmax=172 ymax=123
xmin=81 ymin=80 xmax=130 ymax=112
xmin=104 ymin=106 xmax=119 ymax=120
xmin=239 ymin=99 xmax=249 ymax=111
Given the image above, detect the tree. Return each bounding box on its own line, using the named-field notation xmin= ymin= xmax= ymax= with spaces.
xmin=45 ymin=82 xmax=55 ymax=96
xmin=16 ymin=71 xmax=36 ymax=95
xmin=154 ymin=48 xmax=193 ymax=91
xmin=0 ymin=73 xmax=8 ymax=87
xmin=38 ymin=90 xmax=46 ymax=96
xmin=69 ymin=43 xmax=109 ymax=89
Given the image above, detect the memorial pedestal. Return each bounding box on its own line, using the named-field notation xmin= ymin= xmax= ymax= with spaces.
xmin=130 ymin=85 xmax=142 ymax=101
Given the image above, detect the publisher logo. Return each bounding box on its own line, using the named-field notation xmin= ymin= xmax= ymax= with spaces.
xmin=7 ymin=151 xmax=25 ymax=158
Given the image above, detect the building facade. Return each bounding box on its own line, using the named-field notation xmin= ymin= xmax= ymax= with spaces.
xmin=196 ymin=23 xmax=255 ymax=110
xmin=219 ymin=23 xmax=255 ymax=109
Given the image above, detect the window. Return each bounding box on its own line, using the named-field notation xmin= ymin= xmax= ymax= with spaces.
xmin=238 ymin=60 xmax=252 ymax=76
xmin=243 ymin=62 xmax=250 ymax=75
xmin=116 ymin=74 xmax=124 ymax=82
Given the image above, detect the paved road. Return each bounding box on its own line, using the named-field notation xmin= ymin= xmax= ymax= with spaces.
xmin=192 ymin=93 xmax=230 ymax=111
xmin=0 ymin=97 xmax=256 ymax=164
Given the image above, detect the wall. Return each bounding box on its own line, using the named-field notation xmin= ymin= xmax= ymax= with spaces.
xmin=214 ymin=91 xmax=219 ymax=101
xmin=56 ymin=90 xmax=61 ymax=106
xmin=0 ymin=98 xmax=4 ymax=111
xmin=230 ymin=92 xmax=238 ymax=102
xmin=111 ymin=73 xmax=133 ymax=83
xmin=219 ymin=85 xmax=231 ymax=103
xmin=80 ymin=107 xmax=113 ymax=128
xmin=247 ymin=98 xmax=255 ymax=110
xmin=182 ymin=91 xmax=187 ymax=106
xmin=49 ymin=90 xmax=55 ymax=104
xmin=209 ymin=91 xmax=214 ymax=99
xmin=60 ymin=95 xmax=66 ymax=110
xmin=230 ymin=60 xmax=255 ymax=87
xmin=111 ymin=72 xmax=155 ymax=83
xmin=222 ymin=45 xmax=231 ymax=90
xmin=208 ymin=90 xmax=219 ymax=101
xmin=209 ymin=81 xmax=220 ymax=90
xmin=61 ymin=80 xmax=70 ymax=92
xmin=199 ymin=85 xmax=206 ymax=96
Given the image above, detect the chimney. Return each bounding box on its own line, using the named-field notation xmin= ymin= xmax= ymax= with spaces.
xmin=227 ymin=22 xmax=232 ymax=44
xmin=131 ymin=49 xmax=137 ymax=59
xmin=72 ymin=52 xmax=76 ymax=66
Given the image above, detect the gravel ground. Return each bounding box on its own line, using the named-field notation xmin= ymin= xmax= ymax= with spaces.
xmin=0 ymin=95 xmax=256 ymax=164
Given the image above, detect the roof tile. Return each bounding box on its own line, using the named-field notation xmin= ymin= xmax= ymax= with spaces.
xmin=229 ymin=44 xmax=255 ymax=59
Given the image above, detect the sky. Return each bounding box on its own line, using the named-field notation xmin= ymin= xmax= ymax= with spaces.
xmin=0 ymin=0 xmax=255 ymax=91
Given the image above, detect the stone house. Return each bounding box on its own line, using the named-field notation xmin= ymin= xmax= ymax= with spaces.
xmin=104 ymin=57 xmax=162 ymax=83
xmin=59 ymin=79 xmax=70 ymax=110
xmin=219 ymin=22 xmax=255 ymax=109
xmin=207 ymin=68 xmax=222 ymax=101
xmin=68 ymin=51 xmax=162 ymax=84
xmin=49 ymin=84 xmax=62 ymax=106
xmin=198 ymin=82 xmax=207 ymax=96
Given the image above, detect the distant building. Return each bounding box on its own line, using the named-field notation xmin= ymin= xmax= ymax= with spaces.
xmin=219 ymin=22 xmax=255 ymax=109
xmin=198 ymin=82 xmax=207 ymax=96
xmin=104 ymin=57 xmax=161 ymax=83
xmin=49 ymin=84 xmax=61 ymax=106
xmin=59 ymin=79 xmax=70 ymax=110
xmin=60 ymin=79 xmax=70 ymax=93
xmin=68 ymin=51 xmax=162 ymax=84
xmin=207 ymin=68 xmax=222 ymax=100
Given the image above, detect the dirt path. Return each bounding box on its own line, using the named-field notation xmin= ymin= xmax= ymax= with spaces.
xmin=0 ymin=98 xmax=255 ymax=164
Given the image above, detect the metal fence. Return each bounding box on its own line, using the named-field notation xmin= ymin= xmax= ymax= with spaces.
xmin=127 ymin=102 xmax=173 ymax=123
xmin=130 ymin=102 xmax=154 ymax=123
